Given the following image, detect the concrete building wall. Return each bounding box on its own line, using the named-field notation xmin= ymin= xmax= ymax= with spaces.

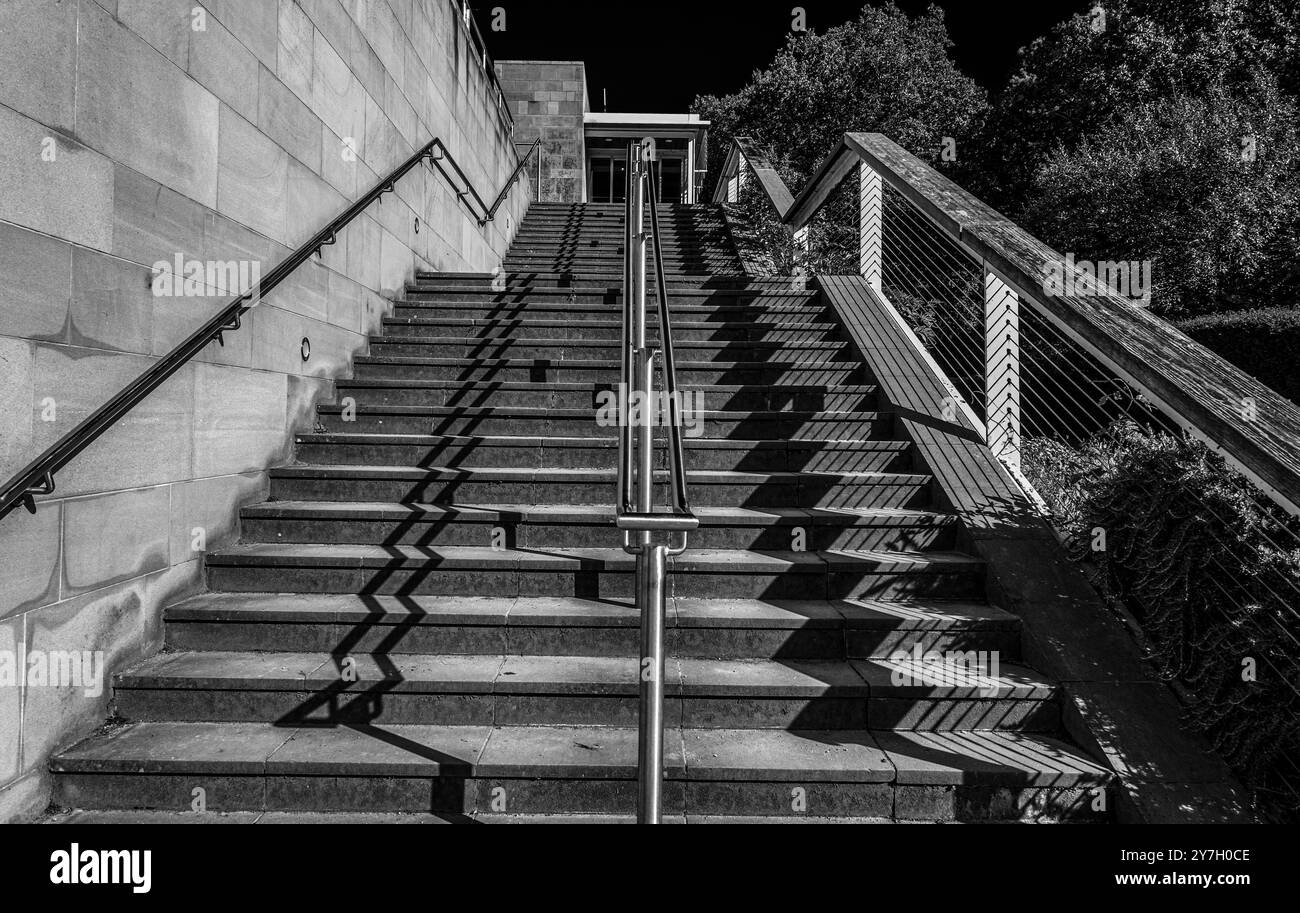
xmin=497 ymin=61 xmax=586 ymax=203
xmin=0 ymin=0 xmax=529 ymax=821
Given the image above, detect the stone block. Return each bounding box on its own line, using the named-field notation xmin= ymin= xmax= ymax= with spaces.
xmin=312 ymin=28 xmax=367 ymax=156
xmin=217 ymin=106 xmax=289 ymax=242
xmin=62 ymin=486 xmax=171 ymax=597
xmin=169 ymin=471 xmax=265 ymax=565
xmin=190 ymin=360 xmax=289 ymax=476
xmin=118 ymin=0 xmax=193 ymax=69
xmin=0 ymin=499 xmax=60 ymax=621
xmin=0 ymin=106 xmax=114 ymax=251
xmin=0 ymin=0 xmax=78 ymax=131
xmin=76 ymin=1 xmax=220 ymax=209
xmin=0 ymin=222 xmax=72 ymax=343
xmin=276 ymin=0 xmax=315 ymax=102
xmin=69 ymin=246 xmax=155 ymax=356
xmin=212 ymin=0 xmax=279 ymax=70
xmin=28 ymin=345 xmax=195 ymax=496
xmin=0 ymin=337 xmax=37 ymax=485
xmin=257 ymin=64 xmax=323 ymax=172
xmin=22 ymin=561 xmax=194 ymax=768
xmin=0 ymin=615 xmax=24 ymax=783
xmin=188 ymin=12 xmax=260 ymax=123
xmin=111 ymin=164 xmax=208 ymax=266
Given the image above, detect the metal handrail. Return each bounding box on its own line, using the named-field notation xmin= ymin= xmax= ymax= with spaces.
xmin=486 ymin=140 xmax=539 ymax=222
xmin=0 ymin=136 xmax=533 ymax=524
xmin=616 ymin=140 xmax=698 ymax=824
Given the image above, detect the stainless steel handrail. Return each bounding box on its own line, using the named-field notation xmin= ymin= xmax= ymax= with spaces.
xmin=617 ymin=140 xmax=698 ymax=824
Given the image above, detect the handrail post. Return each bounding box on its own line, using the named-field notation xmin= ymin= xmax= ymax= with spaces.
xmin=637 ymin=542 xmax=668 ymax=824
xmin=984 ymin=270 xmax=1022 ymax=471
xmin=859 ymin=160 xmax=883 ymax=292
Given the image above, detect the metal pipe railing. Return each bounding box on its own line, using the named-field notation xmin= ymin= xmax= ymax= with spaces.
xmin=0 ymin=135 xmax=534 ymax=524
xmin=616 ymin=140 xmax=698 ymax=824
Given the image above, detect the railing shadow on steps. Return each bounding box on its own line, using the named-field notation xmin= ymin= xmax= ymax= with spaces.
xmin=716 ymin=131 xmax=1300 ymax=815
xmin=0 ymin=136 xmax=539 ymax=527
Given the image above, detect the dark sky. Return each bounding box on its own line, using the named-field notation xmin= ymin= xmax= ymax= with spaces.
xmin=475 ymin=1 xmax=1084 ymax=112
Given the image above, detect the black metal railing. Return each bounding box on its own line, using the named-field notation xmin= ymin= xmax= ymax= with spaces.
xmin=0 ymin=135 xmax=532 ymax=524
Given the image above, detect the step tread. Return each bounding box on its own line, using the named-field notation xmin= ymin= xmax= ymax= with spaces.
xmin=272 ymin=464 xmax=930 ymax=481
xmin=116 ymin=651 xmax=1054 ymax=698
xmin=52 ymin=722 xmax=1110 ymax=785
xmin=165 ymin=593 xmax=1018 ymax=630
xmin=242 ymin=501 xmax=953 ymax=526
xmin=205 ymin=543 xmax=985 ymax=573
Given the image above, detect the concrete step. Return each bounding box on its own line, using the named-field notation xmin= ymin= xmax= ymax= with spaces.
xmin=310 ymin=406 xmax=894 ymax=440
xmin=50 ymin=722 xmax=1111 ymax=820
xmin=161 ymin=594 xmax=1022 ymax=661
xmin=392 ymin=300 xmax=829 ymax=321
xmin=268 ymin=465 xmax=934 ymax=508
xmin=380 ymin=317 xmax=844 ymax=343
xmin=365 ymin=336 xmax=853 ymax=363
xmin=293 ymin=435 xmax=915 ymax=473
xmin=239 ymin=501 xmax=958 ymax=551
xmin=404 ymin=282 xmax=813 ymax=300
xmin=111 ymin=650 xmax=1059 ymax=731
xmin=411 ymin=275 xmax=766 ymax=292
xmin=351 ymin=356 xmax=866 ymax=385
xmin=204 ymin=544 xmax=987 ymax=599
xmin=332 ymin=380 xmax=877 ymax=412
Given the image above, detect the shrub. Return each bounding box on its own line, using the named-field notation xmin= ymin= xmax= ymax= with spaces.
xmin=1023 ymin=422 xmax=1300 ymax=819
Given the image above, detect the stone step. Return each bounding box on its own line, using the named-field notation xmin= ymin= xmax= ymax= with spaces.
xmin=50 ymin=722 xmax=1111 ymax=820
xmin=380 ymin=317 xmax=843 ymax=343
xmin=161 ymin=594 xmax=1022 ymax=661
xmin=205 ymin=544 xmax=987 ymax=599
xmin=111 ymin=651 xmax=1059 ymax=731
xmin=410 ymin=275 xmax=764 ymax=291
xmin=404 ymin=282 xmax=813 ymax=299
xmin=268 ymin=465 xmax=934 ymax=508
xmin=333 ymin=380 xmax=877 ymax=412
xmin=240 ymin=501 xmax=958 ymax=551
xmin=365 ymin=336 xmax=853 ymax=363
xmin=392 ymin=300 xmax=829 ymax=320
xmin=293 ymin=435 xmax=915 ymax=474
xmin=310 ymin=406 xmax=894 ymax=440
xmin=351 ymin=356 xmax=866 ymax=385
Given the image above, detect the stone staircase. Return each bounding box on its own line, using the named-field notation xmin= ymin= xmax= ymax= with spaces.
xmin=48 ymin=202 xmax=1113 ymax=823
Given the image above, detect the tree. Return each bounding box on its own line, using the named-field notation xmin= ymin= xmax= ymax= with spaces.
xmin=693 ymin=2 xmax=986 ymax=272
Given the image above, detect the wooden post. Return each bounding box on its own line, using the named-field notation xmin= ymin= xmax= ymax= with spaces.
xmin=984 ymin=271 xmax=1021 ymax=471
xmin=859 ymin=161 xmax=883 ymax=292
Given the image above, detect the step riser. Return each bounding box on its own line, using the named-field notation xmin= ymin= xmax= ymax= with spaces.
xmin=163 ymin=622 xmax=1021 ymax=662
xmin=268 ymin=477 xmax=932 ymax=508
xmin=352 ymin=363 xmax=866 ymax=385
xmin=239 ymin=517 xmax=957 ymax=551
xmin=393 ymin=303 xmax=829 ymax=319
xmin=52 ymin=774 xmax=1105 ymax=821
xmin=206 ymin=565 xmax=985 ymax=599
xmin=114 ymin=688 xmax=1057 ymax=732
xmin=294 ymin=442 xmax=912 ymax=473
xmin=367 ymin=342 xmax=852 ymax=362
xmin=381 ymin=324 xmax=843 ymax=343
xmin=311 ymin=415 xmax=892 ymax=440
xmin=334 ymin=387 xmax=877 ymax=412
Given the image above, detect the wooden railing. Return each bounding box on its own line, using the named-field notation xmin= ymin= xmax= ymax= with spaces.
xmin=715 ymin=132 xmax=1300 ymax=519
